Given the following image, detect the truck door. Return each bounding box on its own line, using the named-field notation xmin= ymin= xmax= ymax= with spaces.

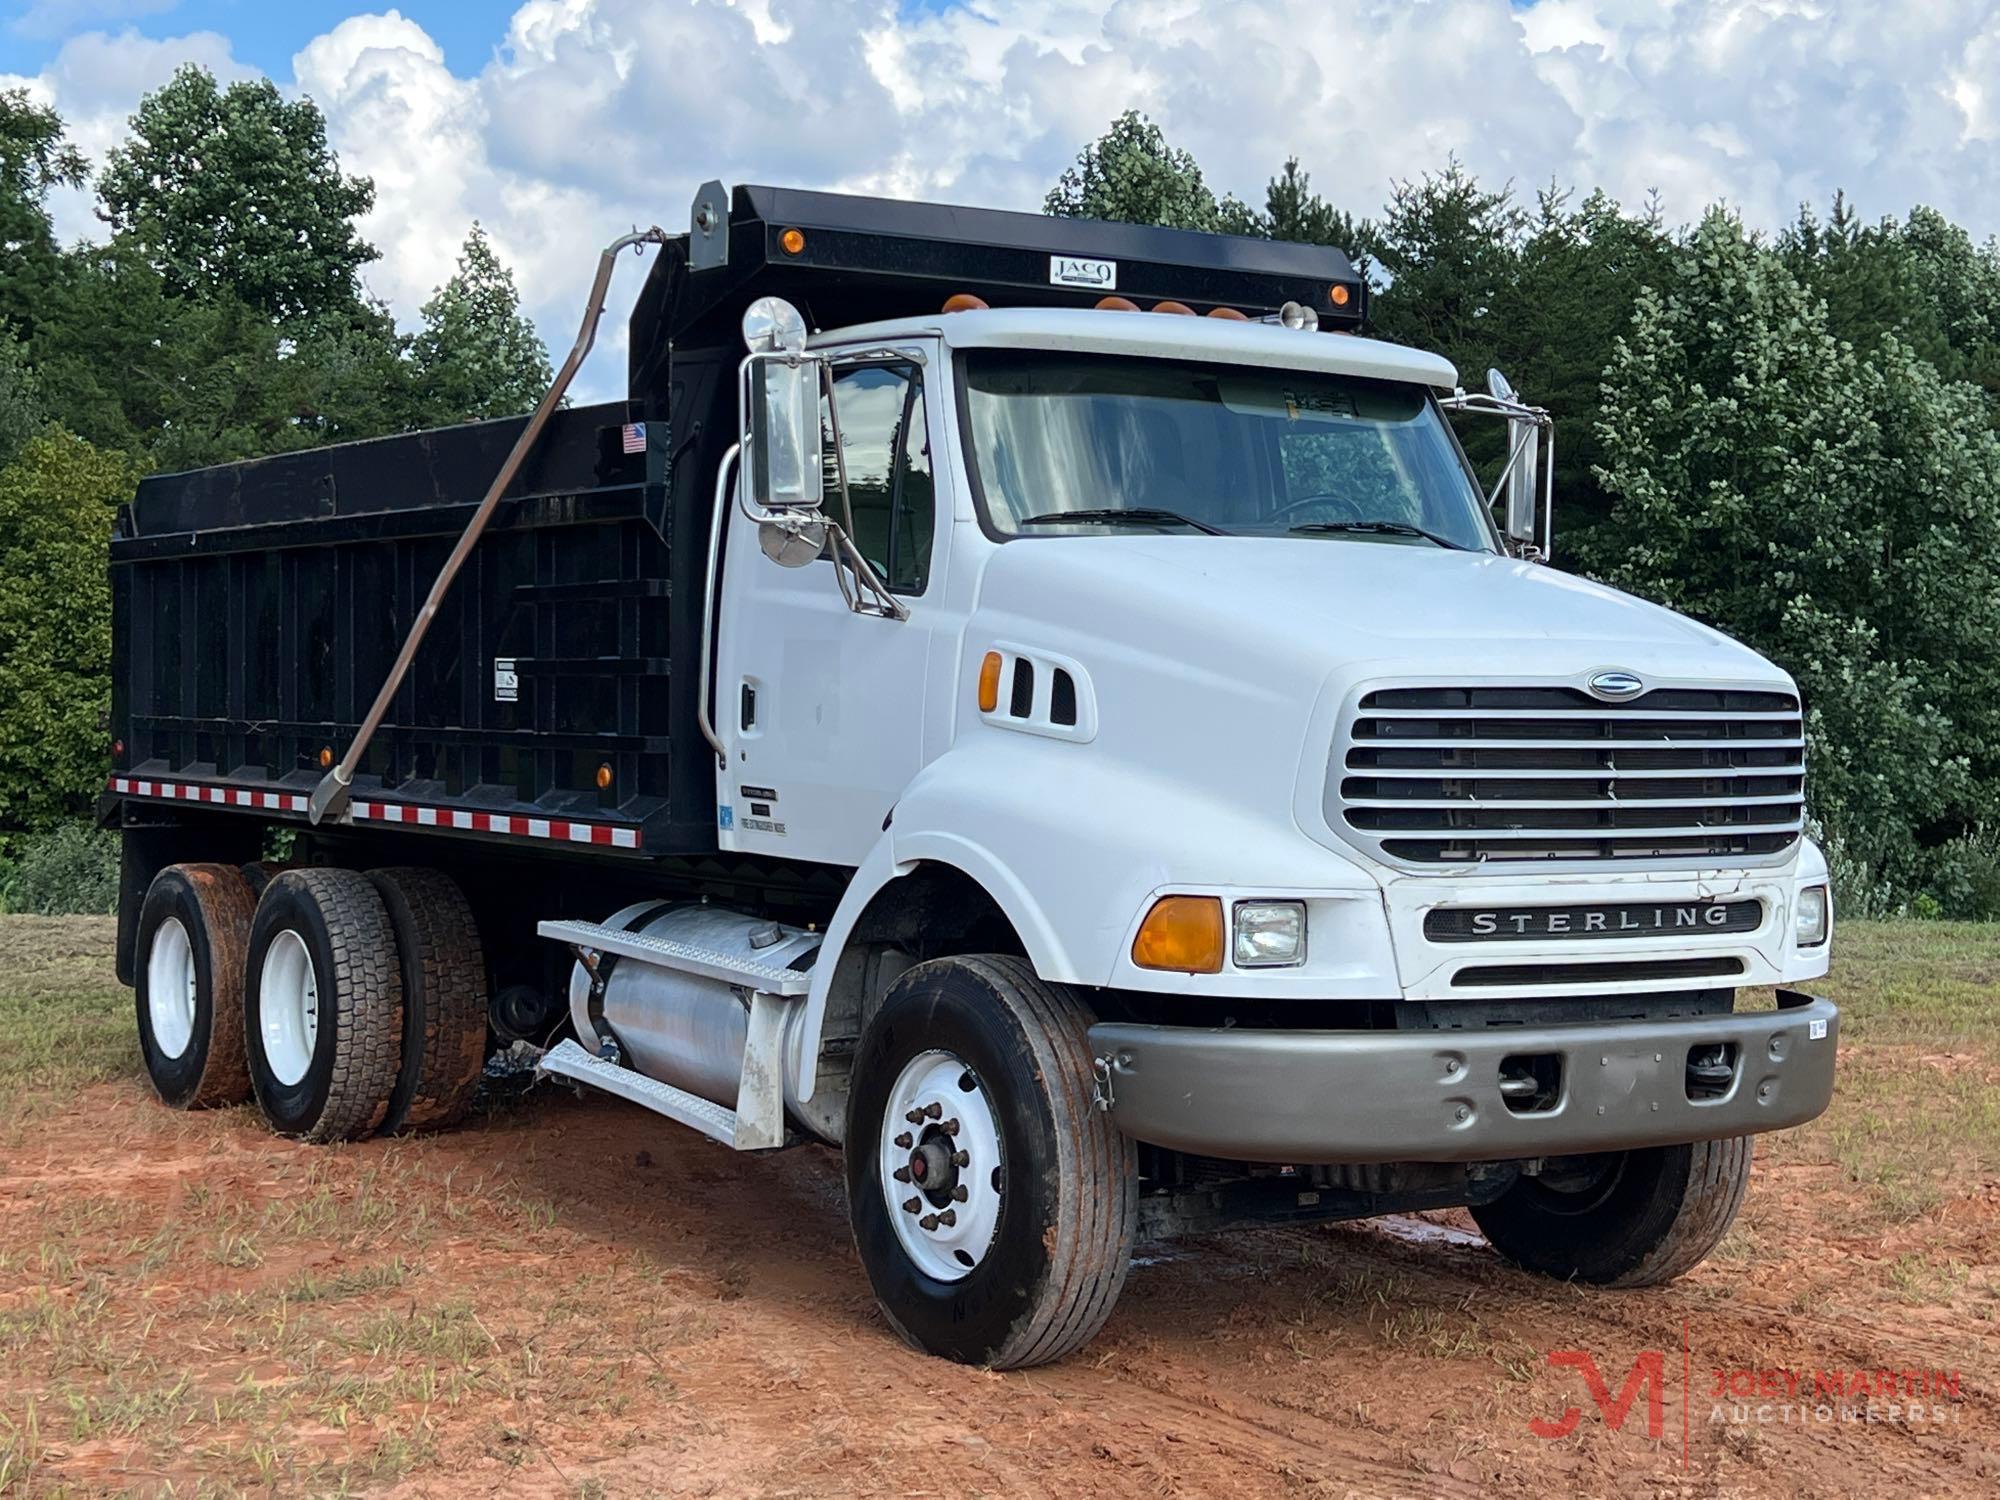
xmin=713 ymin=349 xmax=946 ymax=864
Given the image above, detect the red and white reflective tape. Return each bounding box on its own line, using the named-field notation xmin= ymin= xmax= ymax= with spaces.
xmin=107 ymin=776 xmax=641 ymax=850
xmin=351 ymin=800 xmax=640 ymax=849
xmin=109 ymin=776 xmax=308 ymax=813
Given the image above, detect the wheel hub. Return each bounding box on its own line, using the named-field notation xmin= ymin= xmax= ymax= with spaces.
xmin=879 ymin=1050 xmax=1003 ymax=1282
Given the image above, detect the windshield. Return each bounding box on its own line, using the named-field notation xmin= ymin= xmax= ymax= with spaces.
xmin=960 ymin=350 xmax=1495 ymax=551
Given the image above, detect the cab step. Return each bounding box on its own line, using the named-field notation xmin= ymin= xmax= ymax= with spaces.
xmin=537 ymin=1037 xmax=799 ymax=1151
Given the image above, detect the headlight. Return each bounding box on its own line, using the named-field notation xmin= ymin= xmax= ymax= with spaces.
xmin=1795 ymin=885 xmax=1829 ymax=948
xmin=1234 ymin=900 xmax=1307 ymax=967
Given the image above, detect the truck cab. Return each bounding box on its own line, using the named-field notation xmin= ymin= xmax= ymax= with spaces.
xmin=109 ymin=182 xmax=1835 ymax=1372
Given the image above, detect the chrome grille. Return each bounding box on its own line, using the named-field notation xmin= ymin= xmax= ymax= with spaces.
xmin=1335 ymin=685 xmax=1805 ymax=866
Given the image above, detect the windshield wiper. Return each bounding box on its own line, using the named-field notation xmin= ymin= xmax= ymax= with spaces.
xmin=1288 ymin=519 xmax=1472 ymax=551
xmin=1020 ymin=507 xmax=1230 ymax=536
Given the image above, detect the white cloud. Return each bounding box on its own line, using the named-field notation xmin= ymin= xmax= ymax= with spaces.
xmin=7 ymin=0 xmax=2000 ymax=402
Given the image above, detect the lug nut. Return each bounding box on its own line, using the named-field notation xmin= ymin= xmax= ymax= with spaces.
xmin=893 ymin=1166 xmax=912 ymax=1184
xmin=951 ymin=1185 xmax=968 ymax=1202
xmin=923 ymin=1102 xmax=942 ymax=1119
xmin=920 ymin=1214 xmax=940 ymax=1231
xmin=937 ymin=1209 xmax=957 ymax=1227
xmin=952 ymin=1150 xmax=969 ymax=1168
xmin=902 ymin=1196 xmax=921 ymax=1214
xmin=905 ymin=1109 xmax=924 ymax=1124
xmin=894 ymin=1132 xmax=912 ymax=1149
xmin=941 ymin=1118 xmax=960 ymax=1136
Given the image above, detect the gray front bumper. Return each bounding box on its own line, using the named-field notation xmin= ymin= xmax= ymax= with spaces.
xmin=1087 ymin=992 xmax=1838 ymax=1164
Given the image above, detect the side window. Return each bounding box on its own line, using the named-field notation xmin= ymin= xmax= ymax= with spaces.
xmin=821 ymin=363 xmax=934 ymax=595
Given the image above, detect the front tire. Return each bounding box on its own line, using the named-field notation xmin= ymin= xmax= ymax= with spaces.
xmin=1470 ymin=1137 xmax=1753 ymax=1287
xmin=844 ymin=955 xmax=1136 ymax=1369
xmin=243 ymin=869 xmax=404 ymax=1143
xmin=135 ymin=863 xmax=258 ymax=1109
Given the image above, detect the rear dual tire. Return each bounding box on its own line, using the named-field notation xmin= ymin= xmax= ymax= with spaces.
xmin=135 ymin=863 xmax=258 ymax=1109
xmin=240 ymin=866 xmax=489 ymax=1142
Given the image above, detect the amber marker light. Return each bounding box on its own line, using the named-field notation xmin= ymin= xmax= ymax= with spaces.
xmin=1132 ymin=896 xmax=1225 ymax=973
xmin=779 ymin=227 xmax=807 ymax=255
xmin=942 ymin=292 xmax=989 ymax=313
xmin=1095 ymin=295 xmax=1140 ymax=311
xmin=1330 ymin=284 xmax=1352 ymax=307
xmin=977 ymin=651 xmax=1003 ymax=713
xmin=318 ymin=746 xmax=334 ymax=769
xmin=1152 ymin=300 xmax=1196 ymax=316
xmin=596 ymin=763 xmax=614 ymax=790
xmin=1206 ymin=306 xmax=1248 ymax=320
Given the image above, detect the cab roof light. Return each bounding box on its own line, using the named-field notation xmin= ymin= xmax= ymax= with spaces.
xmin=1151 ymin=300 xmax=1196 ymax=316
xmin=1095 ymin=295 xmax=1141 ymax=312
xmin=942 ymin=292 xmax=989 ymax=313
xmin=1132 ymin=896 xmax=1225 ymax=974
xmin=1206 ymin=306 xmax=1248 ymax=320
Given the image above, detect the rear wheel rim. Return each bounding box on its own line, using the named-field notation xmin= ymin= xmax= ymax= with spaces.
xmin=878 ymin=1049 xmax=1004 ymax=1282
xmin=146 ymin=917 xmax=198 ymax=1060
xmin=259 ymin=929 xmax=319 ymax=1087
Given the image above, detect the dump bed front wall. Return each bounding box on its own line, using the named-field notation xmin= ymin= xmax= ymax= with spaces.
xmin=109 ymin=399 xmax=723 ymax=857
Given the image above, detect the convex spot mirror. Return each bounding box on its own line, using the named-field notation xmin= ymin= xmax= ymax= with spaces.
xmin=742 ymin=297 xmax=824 ymax=511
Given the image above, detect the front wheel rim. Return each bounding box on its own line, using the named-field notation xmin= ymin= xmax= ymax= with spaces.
xmin=878 ymin=1049 xmax=1004 ymax=1282
xmin=259 ymin=929 xmax=319 ymax=1087
xmin=146 ymin=917 xmax=198 ymax=1060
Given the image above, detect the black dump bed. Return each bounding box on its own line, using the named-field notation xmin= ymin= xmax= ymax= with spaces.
xmin=108 ymin=182 xmax=1360 ymax=864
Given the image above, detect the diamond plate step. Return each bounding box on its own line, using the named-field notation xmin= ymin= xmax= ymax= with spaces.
xmin=536 ymin=919 xmax=815 ymax=995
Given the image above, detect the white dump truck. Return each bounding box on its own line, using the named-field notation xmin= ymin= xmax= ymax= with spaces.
xmin=107 ymin=183 xmax=1836 ymax=1368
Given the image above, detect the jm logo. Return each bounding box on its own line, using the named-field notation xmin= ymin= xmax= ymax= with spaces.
xmin=1530 ymin=1350 xmax=1667 ymax=1440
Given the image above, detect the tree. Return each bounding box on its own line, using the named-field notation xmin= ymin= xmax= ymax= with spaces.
xmin=0 ymin=334 xmax=44 ymax=469
xmin=1252 ymin=157 xmax=1379 ymax=264
xmin=1044 ymin=111 xmax=1223 ymax=231
xmin=0 ymin=433 xmax=137 ymax=843
xmin=407 ymin=224 xmax=553 ymax=425
xmin=0 ymin=88 xmax=87 ymax=338
xmin=1588 ymin=210 xmax=2000 ymax=889
xmin=97 ymin=66 xmax=377 ymax=325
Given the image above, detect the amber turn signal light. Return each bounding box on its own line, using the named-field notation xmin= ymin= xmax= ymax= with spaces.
xmin=1132 ymin=896 xmax=1225 ymax=973
xmin=977 ymin=651 xmax=1002 ymax=713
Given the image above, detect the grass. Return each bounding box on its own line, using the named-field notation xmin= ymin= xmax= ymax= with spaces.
xmin=0 ymin=916 xmax=134 ymax=1098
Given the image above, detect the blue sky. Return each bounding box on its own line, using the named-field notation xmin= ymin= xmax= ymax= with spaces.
xmin=1 ymin=1 xmax=501 ymax=73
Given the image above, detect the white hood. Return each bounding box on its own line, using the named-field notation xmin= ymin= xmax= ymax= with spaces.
xmin=977 ymin=535 xmax=1781 ymax=685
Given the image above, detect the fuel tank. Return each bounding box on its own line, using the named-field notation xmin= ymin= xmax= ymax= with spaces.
xmin=565 ymin=903 xmax=821 ymax=1112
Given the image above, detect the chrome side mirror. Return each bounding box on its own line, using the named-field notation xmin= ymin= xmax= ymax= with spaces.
xmin=741 ymin=298 xmax=823 ymax=512
xmin=1502 ymin=414 xmax=1539 ymax=546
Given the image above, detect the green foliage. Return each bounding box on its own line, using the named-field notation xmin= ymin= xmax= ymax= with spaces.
xmin=0 ymin=332 xmax=44 ymax=468
xmin=97 ymin=66 xmax=378 ymax=325
xmin=0 ymin=87 xmax=88 ymax=338
xmin=0 ymin=434 xmax=135 ymax=842
xmin=1927 ymin=830 xmax=2000 ymax=921
xmin=408 ymin=223 xmax=555 ymax=424
xmin=1586 ymin=210 xmax=2000 ymax=892
xmin=0 ymin=822 xmax=118 ymax=915
xmin=1044 ymin=111 xmax=1225 ymax=231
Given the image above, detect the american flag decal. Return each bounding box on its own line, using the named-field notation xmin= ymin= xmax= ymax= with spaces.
xmin=621 ymin=422 xmax=647 ymax=455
